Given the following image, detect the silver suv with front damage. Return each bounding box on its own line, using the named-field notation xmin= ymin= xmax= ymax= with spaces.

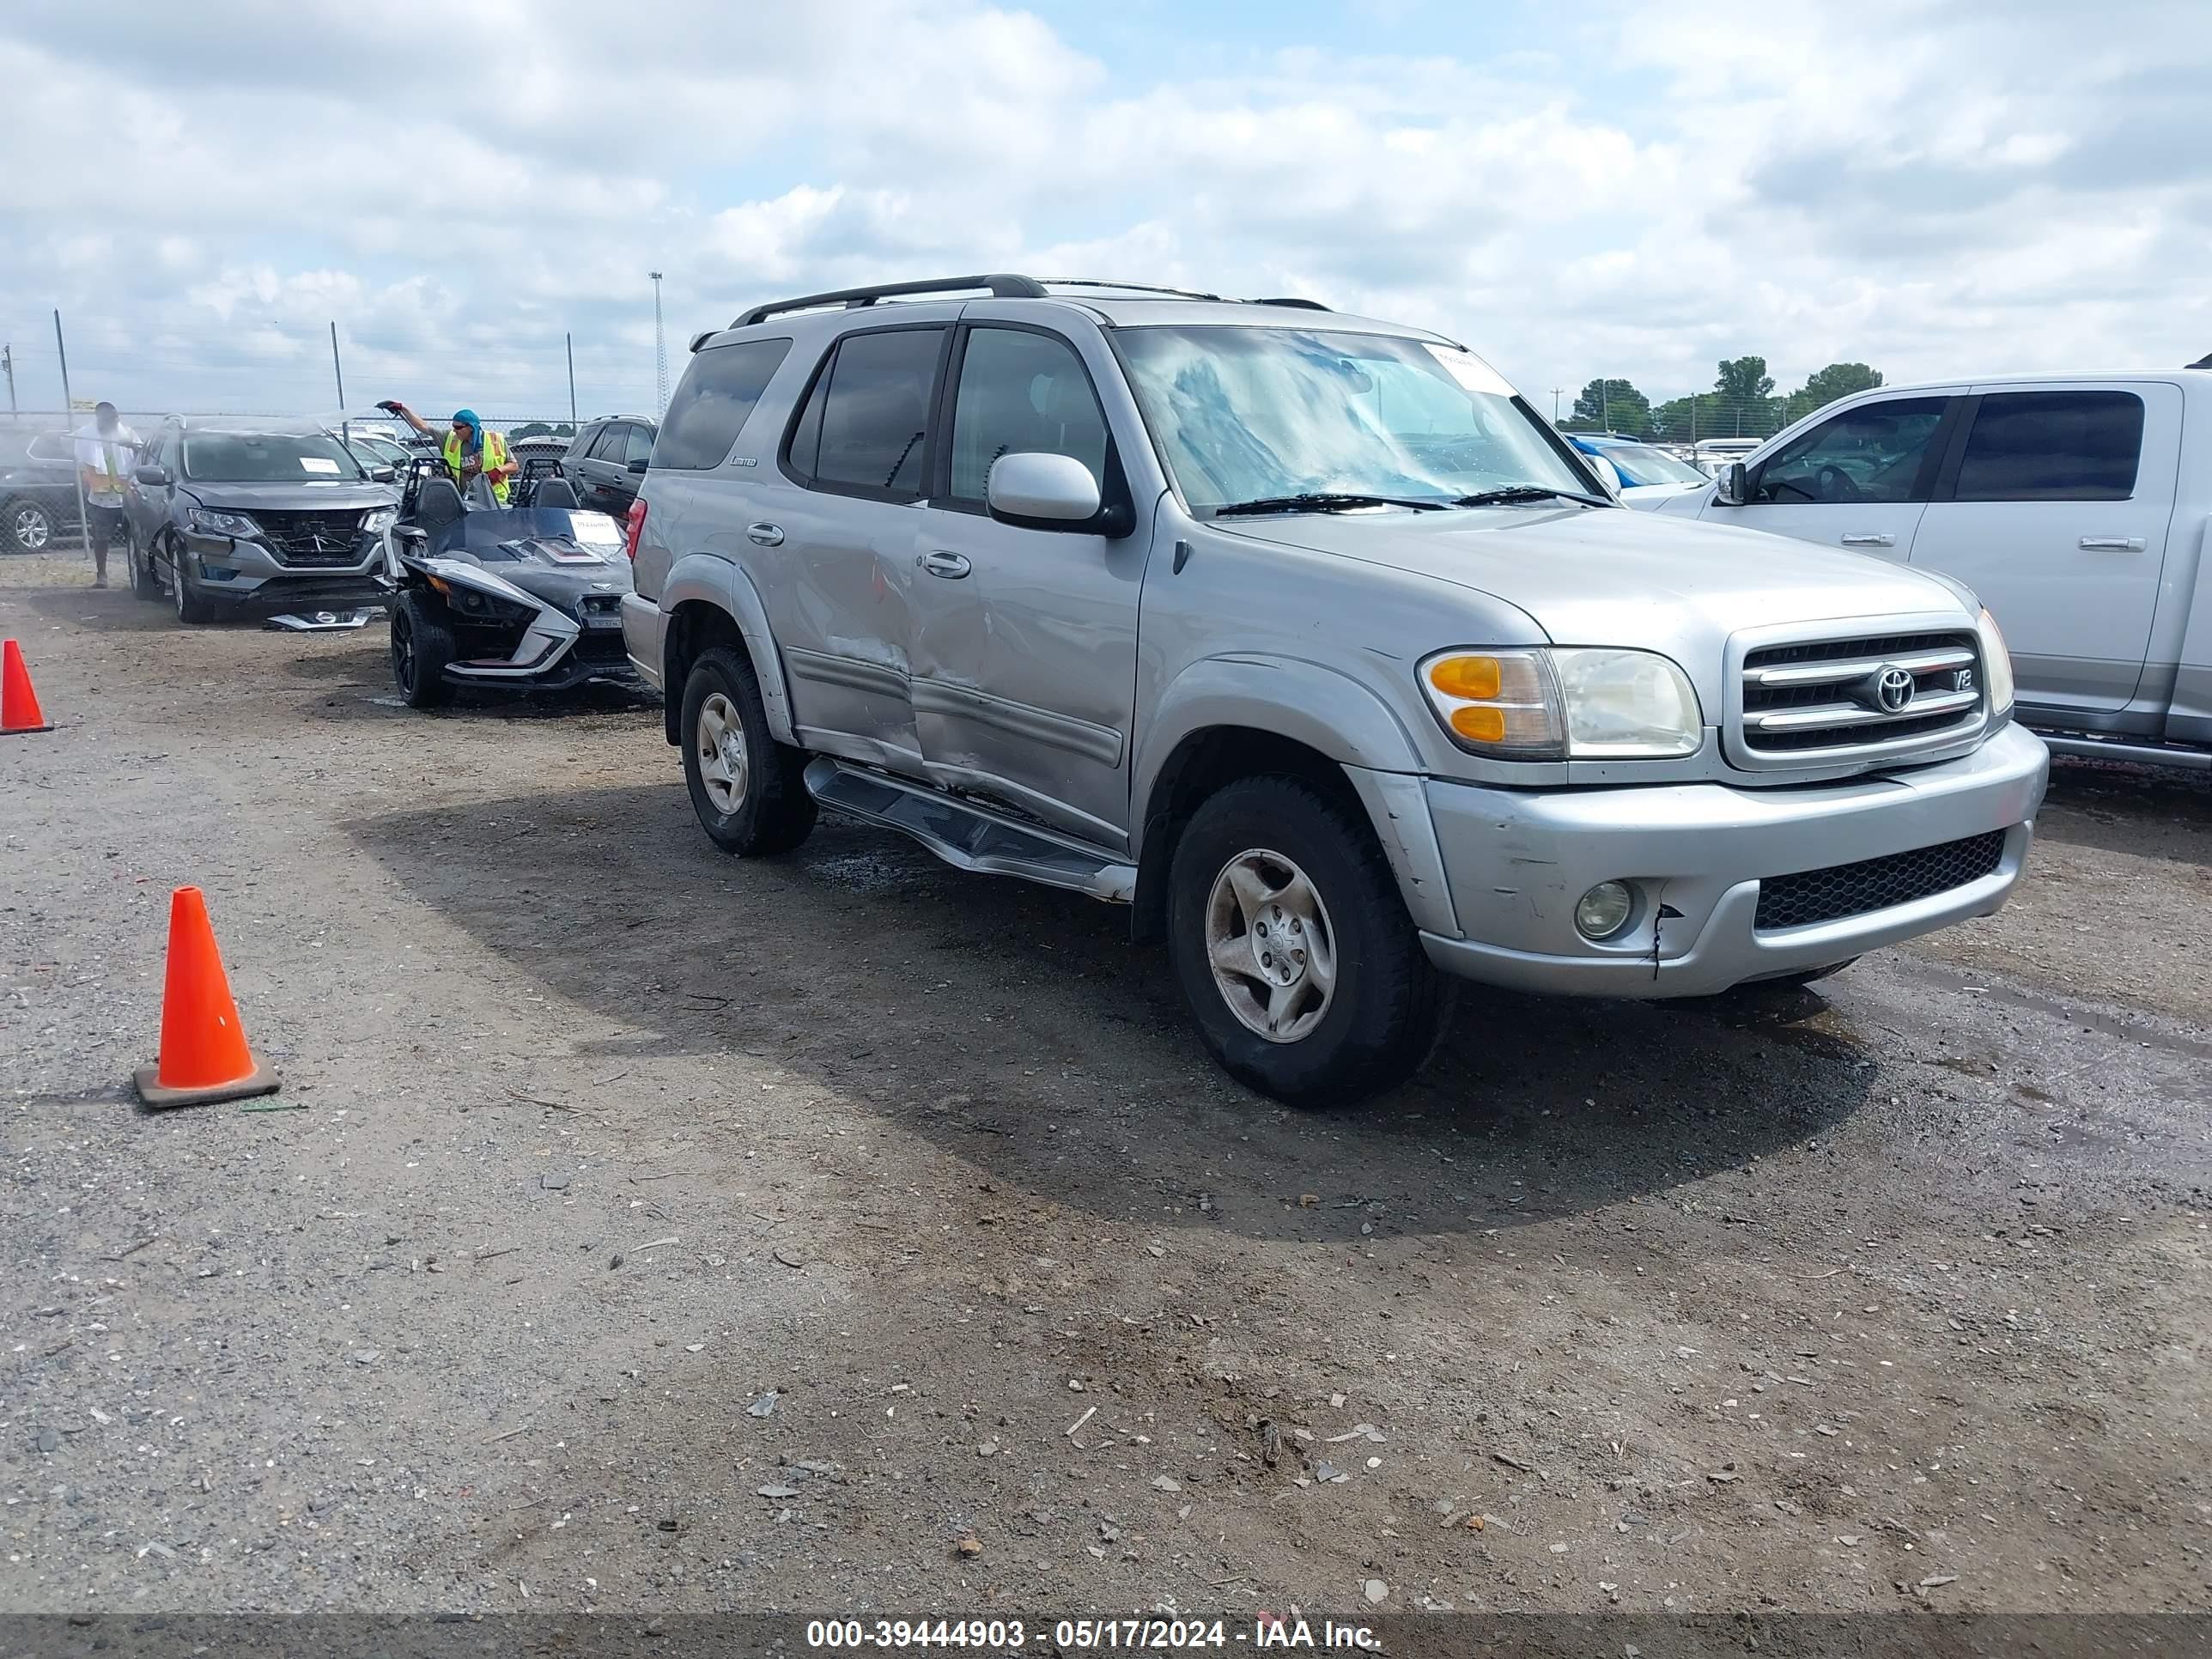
xmin=621 ymin=275 xmax=2048 ymax=1104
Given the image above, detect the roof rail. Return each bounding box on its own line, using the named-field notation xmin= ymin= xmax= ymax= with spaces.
xmin=1249 ymin=296 xmax=1330 ymax=311
xmin=1048 ymin=279 xmax=1224 ymax=302
xmin=732 ymin=273 xmax=1048 ymax=329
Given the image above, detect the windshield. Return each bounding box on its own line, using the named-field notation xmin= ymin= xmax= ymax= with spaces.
xmin=1115 ymin=326 xmax=1596 ymax=511
xmin=1592 ymin=441 xmax=1708 ymax=487
xmin=182 ymin=431 xmax=368 ymax=483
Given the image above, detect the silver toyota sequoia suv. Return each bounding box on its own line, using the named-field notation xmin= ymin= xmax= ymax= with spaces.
xmin=621 ymin=275 xmax=2048 ymax=1104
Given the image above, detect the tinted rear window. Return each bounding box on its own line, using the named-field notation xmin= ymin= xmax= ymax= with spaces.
xmin=656 ymin=340 xmax=791 ymax=470
xmin=787 ymin=328 xmax=945 ymax=499
xmin=1954 ymin=392 xmax=2144 ymax=501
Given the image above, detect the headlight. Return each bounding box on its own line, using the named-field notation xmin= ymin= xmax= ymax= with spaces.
xmin=188 ymin=506 xmax=259 ymax=538
xmin=1974 ymin=606 xmax=2014 ymax=720
xmin=362 ymin=507 xmax=397 ymax=533
xmin=1420 ymin=647 xmax=1704 ymax=760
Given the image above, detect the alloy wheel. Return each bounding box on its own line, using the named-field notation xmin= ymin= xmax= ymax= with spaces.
xmin=11 ymin=503 xmax=52 ymax=551
xmin=1204 ymin=848 xmax=1339 ymax=1043
xmin=392 ymin=607 xmax=416 ymax=691
xmin=695 ymin=690 xmax=750 ymax=814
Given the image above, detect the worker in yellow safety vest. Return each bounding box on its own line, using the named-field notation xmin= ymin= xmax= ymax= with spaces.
xmin=377 ymin=401 xmax=517 ymax=504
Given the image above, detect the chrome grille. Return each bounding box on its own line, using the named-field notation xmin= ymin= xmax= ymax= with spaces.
xmin=255 ymin=510 xmax=370 ymax=568
xmin=1734 ymin=630 xmax=1983 ymax=766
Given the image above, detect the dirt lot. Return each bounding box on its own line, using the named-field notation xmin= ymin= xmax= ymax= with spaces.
xmin=4 ymin=550 xmax=2211 ymax=1624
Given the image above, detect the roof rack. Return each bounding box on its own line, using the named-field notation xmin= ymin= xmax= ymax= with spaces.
xmin=732 ymin=273 xmax=1048 ymax=330
xmin=1048 ymin=279 xmax=1224 ymax=302
xmin=1249 ymin=296 xmax=1330 ymax=311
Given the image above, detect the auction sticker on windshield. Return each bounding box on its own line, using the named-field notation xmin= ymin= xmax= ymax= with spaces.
xmin=300 ymin=456 xmax=341 ymax=474
xmin=1424 ymin=344 xmax=1514 ymax=398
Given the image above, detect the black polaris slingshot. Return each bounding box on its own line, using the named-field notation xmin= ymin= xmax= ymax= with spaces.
xmin=376 ymin=459 xmax=647 ymax=708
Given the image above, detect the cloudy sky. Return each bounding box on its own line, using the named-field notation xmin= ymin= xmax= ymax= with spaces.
xmin=4 ymin=0 xmax=2207 ymax=423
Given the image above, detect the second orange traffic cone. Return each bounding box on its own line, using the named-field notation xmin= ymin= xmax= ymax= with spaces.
xmin=2 ymin=639 xmax=53 ymax=734
xmin=134 ymin=887 xmax=280 ymax=1109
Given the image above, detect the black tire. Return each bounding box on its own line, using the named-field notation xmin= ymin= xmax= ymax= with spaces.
xmin=3 ymin=497 xmax=58 ymax=555
xmin=167 ymin=537 xmax=216 ymax=623
xmin=680 ymin=643 xmax=816 ymax=855
xmin=125 ymin=523 xmax=161 ymax=600
xmin=391 ymin=592 xmax=455 ymax=708
xmin=1168 ymin=775 xmax=1445 ymax=1107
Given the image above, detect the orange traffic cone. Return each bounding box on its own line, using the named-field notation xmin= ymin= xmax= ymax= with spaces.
xmin=2 ymin=639 xmax=53 ymax=734
xmin=134 ymin=887 xmax=280 ymax=1109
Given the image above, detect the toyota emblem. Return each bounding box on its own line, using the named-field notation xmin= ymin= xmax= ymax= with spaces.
xmin=1875 ymin=665 xmax=1916 ymax=713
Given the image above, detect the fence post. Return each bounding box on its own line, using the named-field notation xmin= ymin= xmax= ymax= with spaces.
xmin=567 ymin=333 xmax=577 ymax=425
xmin=55 ymin=310 xmax=89 ymax=560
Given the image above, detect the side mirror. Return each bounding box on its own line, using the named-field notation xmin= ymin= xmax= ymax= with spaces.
xmin=1714 ymin=462 xmax=1748 ymax=507
xmin=134 ymin=465 xmax=172 ymax=487
xmin=986 ymin=453 xmax=1102 ymax=531
xmin=370 ymin=465 xmax=398 ymax=484
xmin=627 ymin=457 xmax=650 ymax=475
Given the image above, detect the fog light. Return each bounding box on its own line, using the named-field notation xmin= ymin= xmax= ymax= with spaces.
xmin=1575 ymin=880 xmax=1635 ymax=940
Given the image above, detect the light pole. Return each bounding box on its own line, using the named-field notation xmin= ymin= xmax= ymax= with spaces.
xmin=649 ymin=271 xmax=668 ymax=416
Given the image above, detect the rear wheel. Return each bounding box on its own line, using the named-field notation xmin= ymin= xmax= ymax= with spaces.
xmin=1169 ymin=775 xmax=1445 ymax=1107
xmin=4 ymin=498 xmax=57 ymax=555
xmin=167 ymin=537 xmax=215 ymax=623
xmin=390 ymin=592 xmax=454 ymax=708
xmin=681 ymin=643 xmax=816 ymax=855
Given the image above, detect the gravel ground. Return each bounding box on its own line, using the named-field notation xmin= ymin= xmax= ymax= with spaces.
xmin=3 ymin=550 xmax=2210 ymax=1621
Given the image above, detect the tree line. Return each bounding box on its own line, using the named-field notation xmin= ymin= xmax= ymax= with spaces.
xmin=1565 ymin=358 xmax=1884 ymax=444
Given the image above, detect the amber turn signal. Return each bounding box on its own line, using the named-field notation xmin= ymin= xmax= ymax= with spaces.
xmin=1427 ymin=654 xmax=1502 ymax=700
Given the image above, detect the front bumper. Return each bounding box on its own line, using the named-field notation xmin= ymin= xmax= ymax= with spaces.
xmin=184 ymin=531 xmax=384 ymax=609
xmin=1418 ymin=720 xmax=2050 ymax=997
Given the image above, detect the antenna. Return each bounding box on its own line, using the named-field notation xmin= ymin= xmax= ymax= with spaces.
xmin=649 ymin=272 xmax=668 ymax=416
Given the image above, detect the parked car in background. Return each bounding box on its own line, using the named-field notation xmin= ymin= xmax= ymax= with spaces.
xmin=1570 ymin=434 xmax=1711 ymax=504
xmin=122 ymin=419 xmax=401 ymax=623
xmin=1654 ymin=369 xmax=2212 ymax=767
xmin=339 ymin=430 xmax=416 ymax=473
xmin=1689 ymin=438 xmax=1764 ymax=476
xmin=564 ymin=415 xmax=657 ymax=516
xmin=0 ymin=428 xmax=86 ymax=554
xmin=505 ymin=433 xmax=574 ymax=506
xmin=621 ymin=272 xmax=2045 ymax=1104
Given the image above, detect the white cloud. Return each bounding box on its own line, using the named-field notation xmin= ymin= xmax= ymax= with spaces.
xmin=2 ymin=0 xmax=2207 ymax=421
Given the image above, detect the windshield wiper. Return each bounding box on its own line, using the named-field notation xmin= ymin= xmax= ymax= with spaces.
xmin=1211 ymin=492 xmax=1450 ymax=518
xmin=1452 ymin=484 xmax=1613 ymax=509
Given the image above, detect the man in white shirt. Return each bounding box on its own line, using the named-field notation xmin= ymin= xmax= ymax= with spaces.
xmin=74 ymin=402 xmax=142 ymax=588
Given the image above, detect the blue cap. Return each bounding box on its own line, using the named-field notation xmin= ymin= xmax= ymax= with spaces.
xmin=451 ymin=409 xmax=479 ymax=430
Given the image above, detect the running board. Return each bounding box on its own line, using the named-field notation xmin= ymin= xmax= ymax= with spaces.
xmin=804 ymin=758 xmax=1136 ymax=902
xmin=2038 ymin=732 xmax=2210 ymax=773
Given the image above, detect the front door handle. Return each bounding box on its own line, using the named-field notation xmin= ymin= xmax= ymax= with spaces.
xmin=2079 ymin=536 xmax=2146 ymax=551
xmin=920 ymin=550 xmax=972 ymax=579
xmin=1839 ymin=532 xmax=1894 ymax=547
xmin=746 ymin=522 xmax=784 ymax=547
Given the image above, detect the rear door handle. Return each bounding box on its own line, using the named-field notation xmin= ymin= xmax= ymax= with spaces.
xmin=746 ymin=523 xmax=784 ymax=547
xmin=1839 ymin=532 xmax=1894 ymax=547
xmin=920 ymin=550 xmax=972 ymax=579
xmin=2079 ymin=536 xmax=2145 ymax=551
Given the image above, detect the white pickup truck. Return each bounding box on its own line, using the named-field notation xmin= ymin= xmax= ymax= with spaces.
xmin=1652 ymin=370 xmax=2212 ymax=769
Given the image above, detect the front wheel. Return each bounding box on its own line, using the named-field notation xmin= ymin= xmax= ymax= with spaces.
xmin=126 ymin=524 xmax=161 ymax=599
xmin=167 ymin=538 xmax=215 ymax=623
xmin=390 ymin=592 xmax=455 ymax=708
xmin=681 ymin=644 xmax=816 ymax=855
xmin=1168 ymin=775 xmax=1445 ymax=1107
